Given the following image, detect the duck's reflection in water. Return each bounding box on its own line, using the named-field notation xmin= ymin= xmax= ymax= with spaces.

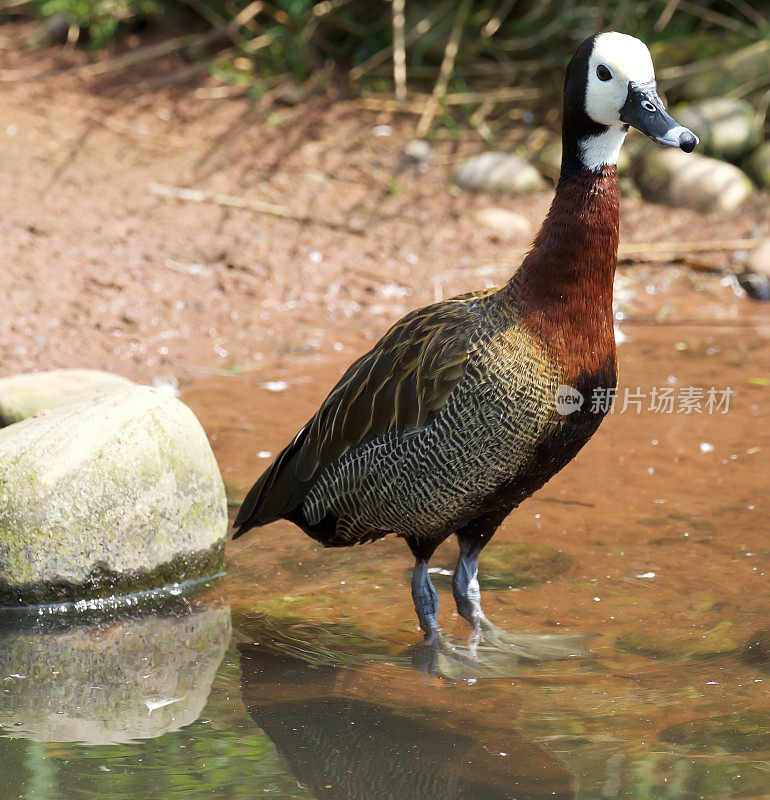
xmin=239 ymin=644 xmax=576 ymax=800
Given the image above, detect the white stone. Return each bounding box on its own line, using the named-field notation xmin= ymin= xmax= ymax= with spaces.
xmin=454 ymin=153 xmax=547 ymax=194
xmin=638 ymin=149 xmax=752 ymax=213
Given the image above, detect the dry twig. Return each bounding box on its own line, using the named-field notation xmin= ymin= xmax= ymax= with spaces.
xmin=391 ymin=0 xmax=407 ymax=106
xmin=416 ymin=0 xmax=472 ymax=137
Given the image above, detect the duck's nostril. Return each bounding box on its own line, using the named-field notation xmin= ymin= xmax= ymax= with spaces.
xmin=679 ymin=130 xmax=698 ymax=153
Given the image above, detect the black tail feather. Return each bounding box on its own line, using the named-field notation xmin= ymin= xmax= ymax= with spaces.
xmin=232 ymin=423 xmax=314 ymax=538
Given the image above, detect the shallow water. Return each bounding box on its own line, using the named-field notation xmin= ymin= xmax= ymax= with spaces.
xmin=1 ymin=286 xmax=769 ymax=799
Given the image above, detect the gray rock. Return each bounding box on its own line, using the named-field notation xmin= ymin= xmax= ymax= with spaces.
xmin=403 ymin=139 xmax=434 ymax=164
xmin=673 ymin=98 xmax=760 ymax=161
xmin=473 ymin=207 xmax=532 ymax=239
xmin=454 ymin=152 xmax=547 ymax=194
xmin=637 ymin=149 xmax=752 ymax=213
xmin=747 ymin=239 xmax=770 ymax=279
xmin=0 ymin=386 xmax=227 ymax=606
xmin=0 ymin=369 xmax=134 ymax=427
xmin=0 ymin=603 xmax=230 ymax=744
xmin=747 ymin=141 xmax=770 ymax=190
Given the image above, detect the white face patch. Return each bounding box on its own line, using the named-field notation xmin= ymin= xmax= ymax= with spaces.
xmin=585 ymin=32 xmax=655 ymax=127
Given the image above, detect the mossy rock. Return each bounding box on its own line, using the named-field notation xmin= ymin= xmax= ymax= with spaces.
xmin=0 ymin=369 xmax=134 ymax=427
xmin=431 ymin=543 xmax=573 ymax=590
xmin=0 ymin=387 xmax=227 ymax=606
xmin=660 ymin=712 xmax=770 ymax=753
xmin=616 ymin=624 xmax=740 ymax=661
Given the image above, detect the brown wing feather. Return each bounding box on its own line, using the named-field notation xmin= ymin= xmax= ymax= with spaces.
xmin=233 ymin=290 xmax=494 ymax=536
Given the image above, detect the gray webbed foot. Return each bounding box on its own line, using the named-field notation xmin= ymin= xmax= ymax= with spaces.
xmin=476 ymin=617 xmax=591 ymax=661
xmin=453 ymin=548 xmax=591 ymax=662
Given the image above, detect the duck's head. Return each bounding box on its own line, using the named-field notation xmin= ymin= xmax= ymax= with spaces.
xmin=562 ymin=32 xmax=698 ymax=174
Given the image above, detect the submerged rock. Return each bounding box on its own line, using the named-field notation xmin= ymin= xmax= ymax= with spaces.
xmin=616 ymin=625 xmax=740 ymax=660
xmin=0 ymin=602 xmax=230 ymax=744
xmin=0 ymin=369 xmax=134 ymax=427
xmin=660 ymin=712 xmax=770 ymax=753
xmin=0 ymin=386 xmax=227 ymax=606
xmin=673 ymin=98 xmax=760 ymax=161
xmin=740 ymin=628 xmax=770 ymax=668
xmin=430 ymin=543 xmax=572 ymax=590
xmin=454 ymin=152 xmax=547 ymax=194
xmin=637 ymin=149 xmax=752 ymax=213
xmin=480 ymin=543 xmax=573 ymax=589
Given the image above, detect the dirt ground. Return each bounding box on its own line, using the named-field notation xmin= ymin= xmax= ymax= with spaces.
xmin=2 ymin=21 xmax=769 ymax=388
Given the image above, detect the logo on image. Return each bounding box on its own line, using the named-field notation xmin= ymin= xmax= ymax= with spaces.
xmin=554 ymin=385 xmax=584 ymax=415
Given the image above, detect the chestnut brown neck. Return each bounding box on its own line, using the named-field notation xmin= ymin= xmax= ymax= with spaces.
xmin=506 ymin=165 xmax=619 ymax=380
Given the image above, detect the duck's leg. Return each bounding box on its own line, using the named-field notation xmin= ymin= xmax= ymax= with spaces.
xmin=452 ymin=538 xmax=487 ymax=635
xmin=411 ymin=558 xmax=440 ymax=639
xmin=453 ymin=532 xmax=589 ymax=661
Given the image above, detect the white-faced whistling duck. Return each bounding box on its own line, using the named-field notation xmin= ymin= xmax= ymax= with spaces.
xmin=233 ymin=33 xmax=698 ymax=648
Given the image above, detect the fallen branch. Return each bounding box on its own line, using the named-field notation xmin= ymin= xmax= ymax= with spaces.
xmin=88 ymin=115 xmax=194 ymax=149
xmin=150 ymin=183 xmax=364 ymax=235
xmin=360 ymin=86 xmax=537 ymax=114
xmin=618 ymin=238 xmax=761 ymax=258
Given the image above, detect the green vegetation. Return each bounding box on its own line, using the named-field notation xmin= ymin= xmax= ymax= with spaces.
xmin=9 ymin=1 xmax=770 ymax=127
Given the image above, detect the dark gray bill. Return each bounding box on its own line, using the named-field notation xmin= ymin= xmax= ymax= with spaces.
xmin=620 ymin=81 xmax=698 ymax=152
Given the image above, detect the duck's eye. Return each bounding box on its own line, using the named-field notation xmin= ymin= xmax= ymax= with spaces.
xmin=596 ymin=64 xmax=612 ymax=81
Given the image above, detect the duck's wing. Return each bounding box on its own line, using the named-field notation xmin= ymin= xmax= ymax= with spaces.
xmin=233 ymin=290 xmax=494 ymax=536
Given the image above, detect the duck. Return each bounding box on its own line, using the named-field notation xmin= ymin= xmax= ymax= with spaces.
xmin=233 ymin=32 xmax=698 ymax=645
